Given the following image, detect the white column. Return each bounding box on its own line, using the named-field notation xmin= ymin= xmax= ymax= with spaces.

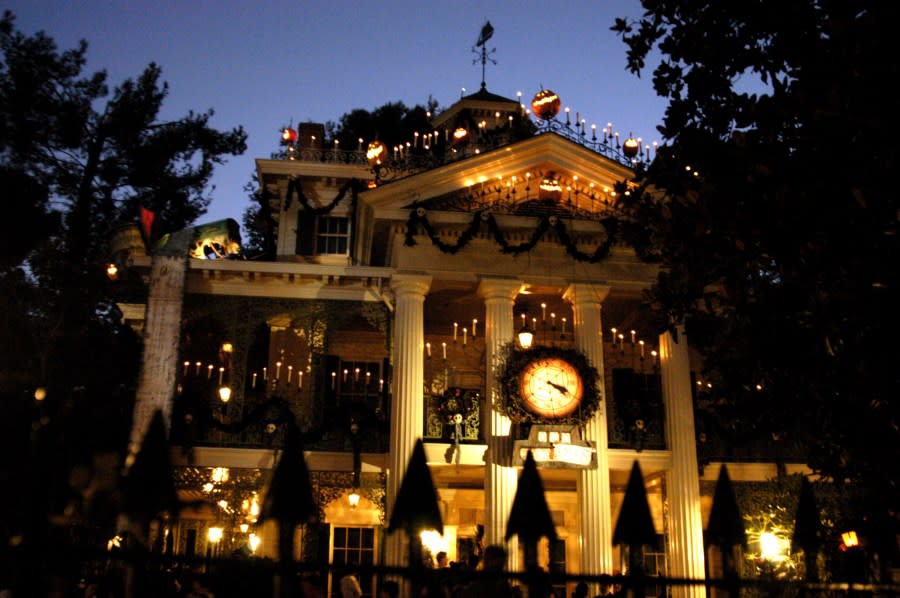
xmin=477 ymin=277 xmax=524 ymax=571
xmin=563 ymin=283 xmax=613 ymax=591
xmin=659 ymin=326 xmax=705 ymax=598
xmin=384 ymin=272 xmax=432 ymax=569
xmin=128 ymin=254 xmax=187 ymax=456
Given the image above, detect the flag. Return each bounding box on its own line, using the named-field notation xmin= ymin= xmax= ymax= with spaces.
xmin=476 ymin=21 xmax=494 ymax=46
xmin=140 ymin=206 xmax=156 ymax=242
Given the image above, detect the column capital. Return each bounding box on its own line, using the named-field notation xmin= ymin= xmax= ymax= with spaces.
xmin=476 ymin=276 xmax=524 ymax=303
xmin=390 ymin=271 xmax=432 ymax=297
xmin=562 ymin=282 xmax=610 ymax=306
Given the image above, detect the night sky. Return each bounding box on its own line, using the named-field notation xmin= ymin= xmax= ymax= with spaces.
xmin=6 ymin=0 xmax=668 ymax=227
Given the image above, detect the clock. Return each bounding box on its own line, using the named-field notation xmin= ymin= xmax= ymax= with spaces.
xmin=518 ymin=357 xmax=584 ymax=418
xmin=499 ymin=344 xmax=601 ymax=424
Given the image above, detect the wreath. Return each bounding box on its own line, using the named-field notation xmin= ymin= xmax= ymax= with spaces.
xmin=496 ymin=343 xmax=601 ymax=425
xmin=434 ymin=387 xmax=480 ymax=424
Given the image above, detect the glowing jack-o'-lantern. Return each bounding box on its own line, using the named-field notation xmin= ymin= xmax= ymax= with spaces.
xmin=366 ymin=140 xmax=388 ymax=166
xmin=623 ymin=136 xmax=640 ymax=158
xmin=531 ymin=89 xmax=561 ymax=121
xmin=539 ymin=172 xmax=563 ymax=201
xmin=281 ymin=127 xmax=298 ymax=144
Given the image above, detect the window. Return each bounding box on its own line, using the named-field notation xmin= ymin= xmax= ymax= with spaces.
xmin=296 ymin=214 xmax=351 ymax=257
xmin=316 ymin=216 xmax=350 ymax=255
xmin=331 ymin=526 xmax=376 ymax=597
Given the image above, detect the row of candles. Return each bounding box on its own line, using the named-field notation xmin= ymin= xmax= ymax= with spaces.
xmin=183 ymin=358 xmax=387 ymax=394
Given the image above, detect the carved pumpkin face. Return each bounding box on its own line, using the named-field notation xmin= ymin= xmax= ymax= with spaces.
xmin=531 ymin=89 xmax=561 ymax=120
xmin=366 ymin=140 xmax=387 ymax=166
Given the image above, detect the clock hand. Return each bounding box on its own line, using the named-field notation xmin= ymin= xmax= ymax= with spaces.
xmin=546 ymin=380 xmax=569 ymax=395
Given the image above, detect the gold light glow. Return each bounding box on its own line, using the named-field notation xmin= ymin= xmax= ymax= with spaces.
xmin=207 ymin=527 xmax=223 ymax=543
xmin=211 ymin=467 xmax=229 ymax=483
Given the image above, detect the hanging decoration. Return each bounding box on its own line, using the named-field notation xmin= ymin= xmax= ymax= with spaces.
xmin=283 ymin=177 xmax=360 ymax=214
xmin=404 ymin=207 xmax=617 ymax=263
xmin=433 ymin=388 xmax=480 ymax=465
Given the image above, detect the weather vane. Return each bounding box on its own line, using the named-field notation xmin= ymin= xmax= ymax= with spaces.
xmin=472 ymin=21 xmax=496 ymax=91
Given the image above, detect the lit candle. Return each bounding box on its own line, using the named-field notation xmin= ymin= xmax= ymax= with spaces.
xmin=472 ymin=318 xmax=478 ymax=337
xmin=631 ymin=330 xmax=636 ymax=344
xmin=354 ymin=367 xmax=360 ymax=382
xmin=541 ymin=303 xmax=547 ymax=321
xmin=426 ymin=342 xmax=432 ymax=358
xmin=218 ymin=367 xmax=224 ymax=386
xmin=611 ymin=327 xmax=617 ymax=344
xmin=618 ymin=333 xmax=625 ymax=345
xmin=252 ymin=372 xmax=257 ymax=388
xmin=263 ymin=367 xmax=267 ymax=381
xmin=551 ymin=313 xmax=557 ymax=328
xmin=463 ymin=327 xmax=468 ymax=346
xmin=442 ymin=342 xmax=447 ymax=360
xmin=639 ymin=340 xmax=645 ymax=358
xmin=365 ymin=371 xmax=371 ymax=385
xmin=298 ymin=371 xmax=303 ymax=390
xmin=357 ymin=137 xmax=363 ymax=151
xmin=275 ymin=361 xmax=282 ymax=380
xmin=453 ymin=322 xmax=458 ymax=341
xmin=287 ymin=365 xmax=293 ymax=383
xmin=521 ymin=313 xmax=527 ymax=328
xmin=183 ymin=361 xmax=190 ymax=377
xmin=331 ymin=371 xmax=336 ymax=390
xmin=343 ymin=369 xmax=348 ymax=383
xmin=207 ymin=364 xmax=214 ymax=380
xmin=561 ymin=317 xmax=567 ymax=334
xmin=379 ymin=378 xmax=384 ymax=392
xmin=195 ymin=361 xmax=202 ymax=376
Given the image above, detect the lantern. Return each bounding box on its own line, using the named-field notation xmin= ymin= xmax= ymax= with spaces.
xmin=281 ymin=127 xmax=298 ymax=144
xmin=531 ymin=89 xmax=561 ymax=121
xmin=623 ymin=136 xmax=640 ymax=158
xmin=452 ymin=127 xmax=469 ymax=144
xmin=366 ymin=140 xmax=388 ymax=167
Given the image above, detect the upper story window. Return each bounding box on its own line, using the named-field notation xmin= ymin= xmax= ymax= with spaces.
xmin=316 ymin=216 xmax=350 ymax=255
xmin=297 ymin=214 xmax=350 ymax=257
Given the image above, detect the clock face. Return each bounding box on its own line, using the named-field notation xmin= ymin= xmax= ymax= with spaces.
xmin=518 ymin=357 xmax=584 ymax=419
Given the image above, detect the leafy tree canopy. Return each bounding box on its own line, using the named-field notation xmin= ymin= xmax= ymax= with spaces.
xmin=0 ymin=9 xmax=246 ymax=457
xmin=613 ymin=1 xmax=900 ymax=508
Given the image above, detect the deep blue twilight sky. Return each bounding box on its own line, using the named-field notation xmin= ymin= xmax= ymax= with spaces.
xmin=5 ymin=1 xmax=668 ymax=229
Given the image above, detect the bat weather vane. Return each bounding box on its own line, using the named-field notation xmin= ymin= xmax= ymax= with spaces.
xmin=472 ymin=21 xmax=496 ymax=91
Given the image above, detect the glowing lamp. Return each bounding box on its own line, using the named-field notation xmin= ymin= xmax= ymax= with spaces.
xmin=218 ymin=385 xmax=232 ymax=403
xmin=841 ymin=530 xmax=859 ymax=549
xmin=366 ymin=140 xmax=387 ymax=166
xmin=348 ymin=491 xmax=361 ymax=509
xmin=531 ymin=89 xmax=561 ymax=120
xmin=452 ymin=127 xmax=469 ymax=143
xmin=106 ymin=263 xmax=119 ymax=280
xmin=518 ymin=323 xmax=534 ymax=349
xmin=281 ymin=127 xmax=298 ymax=143
xmin=207 ymin=526 xmax=223 ymax=543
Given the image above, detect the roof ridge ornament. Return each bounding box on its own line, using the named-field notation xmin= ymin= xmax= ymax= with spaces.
xmin=472 ymin=21 xmax=496 ymax=91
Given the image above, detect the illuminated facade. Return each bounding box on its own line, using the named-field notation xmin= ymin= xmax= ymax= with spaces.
xmin=117 ymin=87 xmax=809 ymax=597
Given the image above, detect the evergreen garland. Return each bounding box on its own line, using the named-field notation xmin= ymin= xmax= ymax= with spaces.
xmin=284 ymin=177 xmax=360 ymax=214
xmin=404 ymin=207 xmax=617 ymax=262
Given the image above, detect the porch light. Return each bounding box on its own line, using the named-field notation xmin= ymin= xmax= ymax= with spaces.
xmin=518 ymin=322 xmax=534 ymax=349
xmin=348 ymin=491 xmax=361 ymax=509
xmin=218 ymin=385 xmax=232 ymax=403
xmin=207 ymin=526 xmax=223 ymax=544
xmin=248 ymin=533 xmax=261 ymax=553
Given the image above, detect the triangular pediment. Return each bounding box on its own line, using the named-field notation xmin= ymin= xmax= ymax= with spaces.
xmin=361 ymin=132 xmax=635 ymax=218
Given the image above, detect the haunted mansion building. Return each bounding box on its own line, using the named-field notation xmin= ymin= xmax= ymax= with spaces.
xmin=112 ymin=81 xmax=811 ymax=597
